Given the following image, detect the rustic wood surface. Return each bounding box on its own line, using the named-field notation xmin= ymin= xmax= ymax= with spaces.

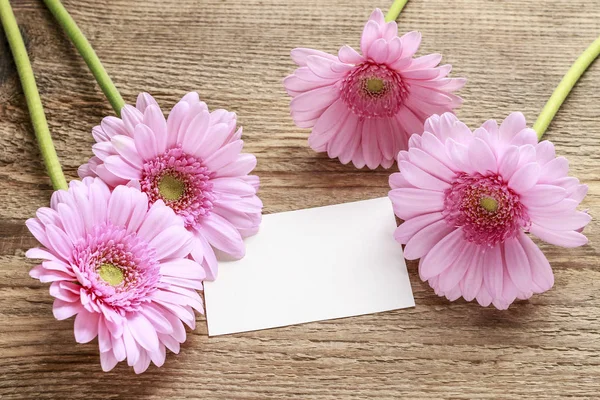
xmin=1 ymin=0 xmax=599 ymax=398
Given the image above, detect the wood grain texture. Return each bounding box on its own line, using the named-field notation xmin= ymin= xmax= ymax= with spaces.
xmin=1 ymin=0 xmax=599 ymax=398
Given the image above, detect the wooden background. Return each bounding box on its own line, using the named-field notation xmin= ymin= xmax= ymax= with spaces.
xmin=1 ymin=0 xmax=599 ymax=398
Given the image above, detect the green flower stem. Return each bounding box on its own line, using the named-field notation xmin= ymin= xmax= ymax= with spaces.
xmin=385 ymin=0 xmax=409 ymax=22
xmin=42 ymin=0 xmax=125 ymax=116
xmin=0 ymin=0 xmax=67 ymax=190
xmin=534 ymin=35 xmax=600 ymax=140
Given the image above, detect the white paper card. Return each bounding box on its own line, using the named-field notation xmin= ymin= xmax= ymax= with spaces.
xmin=204 ymin=197 xmax=415 ymax=336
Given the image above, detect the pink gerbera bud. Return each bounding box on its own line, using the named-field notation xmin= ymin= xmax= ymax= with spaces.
xmin=27 ymin=178 xmax=205 ymax=373
xmin=78 ymin=92 xmax=263 ymax=281
xmin=388 ymin=112 xmax=590 ymax=309
xmin=284 ymin=8 xmax=465 ymax=169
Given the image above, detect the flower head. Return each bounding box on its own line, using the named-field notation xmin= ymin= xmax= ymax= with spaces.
xmin=388 ymin=112 xmax=590 ymax=309
xmin=79 ymin=92 xmax=262 ymax=280
xmin=27 ymin=178 xmax=205 ymax=373
xmin=284 ymin=8 xmax=465 ymax=169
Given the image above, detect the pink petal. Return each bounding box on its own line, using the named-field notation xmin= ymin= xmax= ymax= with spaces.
xmin=362 ymin=118 xmax=383 ymax=169
xmin=517 ymin=232 xmax=554 ymax=293
xmin=508 ymin=162 xmax=541 ymax=193
xmin=368 ymin=8 xmax=385 ymax=24
xmin=159 ymin=303 xmax=194 ymax=334
xmin=194 ymin=122 xmax=232 ymax=158
xmin=327 ymin=113 xmax=360 ymax=159
xmin=26 ymin=218 xmax=50 ymax=249
xmin=137 ymin=200 xmax=181 ymax=242
xmin=536 ymin=140 xmax=556 ymax=165
xmin=149 ymin=226 xmax=193 ymax=260
xmin=503 ymin=237 xmax=533 ymax=293
xmin=290 ymin=48 xmax=337 ymax=67
xmin=307 ymin=99 xmax=348 ymax=151
xmin=111 ymin=135 xmax=144 ymax=168
xmin=510 ymin=128 xmax=538 ymax=147
xmin=530 ymin=224 xmax=588 ymax=248
xmin=520 ymin=185 xmax=566 ymax=207
xmin=408 ymin=148 xmax=456 ymax=182
xmin=56 ymin=203 xmax=84 ymax=243
xmin=133 ymin=350 xmax=151 ymax=374
xmin=158 ymin=333 xmax=181 ymax=354
xmin=468 ymin=137 xmax=497 ymax=175
xmin=213 ymin=153 xmax=257 ymax=178
xmin=100 ymin=351 xmax=119 ymax=372
xmin=393 ymin=212 xmax=444 ymax=243
xmin=499 ymin=112 xmax=526 ymax=143
xmin=98 ymin=318 xmax=112 ymax=353
xmin=133 ymin=124 xmax=159 ymax=161
xmin=160 ymin=258 xmax=206 ymax=280
xmin=143 ymin=105 xmax=168 ymax=153
xmin=203 ymin=140 xmax=244 ymax=172
xmin=123 ymin=326 xmax=140 ymax=367
xmin=135 ymin=92 xmax=159 ymax=113
xmin=107 ymin=185 xmax=134 ymax=227
xmin=149 ymin=344 xmax=167 ymax=368
xmin=388 ymin=188 xmax=445 ymax=220
xmin=399 ymin=31 xmax=421 ymax=58
xmin=128 ymin=313 xmax=160 ymax=352
xmin=100 ymin=116 xmax=128 ymax=140
xmin=105 ymin=155 xmax=142 ymax=180
xmin=539 ymin=157 xmax=569 ymax=183
xmin=306 ymin=56 xmax=343 ymax=80
xmin=49 ymin=282 xmax=78 ymax=302
xmin=211 ymin=177 xmax=256 ymax=196
xmin=166 ymin=100 xmax=190 ymax=148
xmin=53 ymin=299 xmax=83 ymax=320
xmin=399 ymin=160 xmax=450 ymax=191
xmin=199 ymin=213 xmax=245 ymax=258
xmin=192 ymin=234 xmax=218 ymax=281
xmin=367 ymin=38 xmax=388 ymax=63
xmin=460 ymin=248 xmax=484 ymax=301
xmin=475 ymin=286 xmax=493 ymax=307
xmin=121 ymin=105 xmax=144 ymax=135
xmin=45 ymin=225 xmax=73 ymax=261
xmin=530 ymin=210 xmax=591 ymax=232
xmin=360 ymin=20 xmax=380 ymax=55
xmin=419 ymin=228 xmax=465 ymax=280
xmin=404 ymin=219 xmax=454 ymax=260
xmin=482 ymin=245 xmax=504 ymax=299
xmin=89 ymin=178 xmax=110 ymax=226
xmin=140 ymin=304 xmax=174 ymax=335
xmin=290 ymin=85 xmax=339 ymax=113
xmin=438 ymin=243 xmax=476 ymax=292
xmin=338 ymin=45 xmax=364 ymax=64
xmin=111 ymin=334 xmax=127 ymax=361
xmin=407 ymin=53 xmax=443 ymax=70
xmin=180 ymin=110 xmax=210 ymax=155
xmin=498 ymin=145 xmax=520 ymax=180
xmin=74 ymin=310 xmax=99 ymax=343
xmin=26 ymin=247 xmax=58 ymax=261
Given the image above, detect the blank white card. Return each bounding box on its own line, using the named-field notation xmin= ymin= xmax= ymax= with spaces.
xmin=204 ymin=197 xmax=415 ymax=336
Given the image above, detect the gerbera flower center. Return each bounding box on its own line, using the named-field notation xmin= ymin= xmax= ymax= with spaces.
xmin=72 ymin=224 xmax=160 ymax=313
xmin=443 ymin=173 xmax=530 ymax=246
xmin=365 ymin=77 xmax=385 ymax=95
xmin=97 ymin=263 xmax=124 ymax=286
xmin=158 ymin=174 xmax=186 ymax=201
xmin=479 ymin=196 xmax=499 ymax=213
xmin=140 ymin=146 xmax=215 ymax=228
xmin=340 ymin=62 xmax=408 ymax=118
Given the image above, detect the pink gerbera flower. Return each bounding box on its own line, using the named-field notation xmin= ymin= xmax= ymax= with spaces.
xmin=389 ymin=112 xmax=590 ymax=309
xmin=27 ymin=178 xmax=205 ymax=373
xmin=79 ymin=92 xmax=262 ymax=280
xmin=284 ymin=8 xmax=465 ymax=169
